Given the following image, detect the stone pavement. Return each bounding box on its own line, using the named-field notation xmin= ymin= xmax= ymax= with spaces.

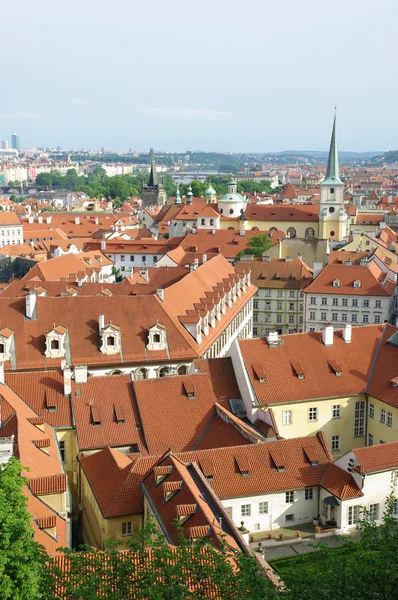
xmin=263 ymin=530 xmax=361 ymax=561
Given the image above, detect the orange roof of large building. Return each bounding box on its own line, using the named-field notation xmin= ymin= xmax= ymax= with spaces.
xmin=22 ymin=213 xmax=118 ymax=238
xmin=179 ymin=230 xmax=280 ymax=261
xmin=18 ymin=252 xmax=112 ymax=283
xmin=236 ymin=257 xmax=313 ymax=290
xmin=320 ymin=464 xmax=362 ymax=500
xmin=304 ymin=261 xmax=395 ymax=296
xmin=0 ymin=211 xmax=22 ymax=225
xmin=244 ymin=203 xmax=320 ymax=222
xmin=238 ymin=325 xmax=385 ymax=405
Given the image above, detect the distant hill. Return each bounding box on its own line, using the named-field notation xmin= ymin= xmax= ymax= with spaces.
xmin=367 ymin=150 xmax=398 ymax=165
xmin=280 ymin=150 xmax=384 ymax=161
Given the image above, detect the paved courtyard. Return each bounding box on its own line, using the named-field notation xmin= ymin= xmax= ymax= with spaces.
xmin=262 ymin=529 xmax=361 ymax=561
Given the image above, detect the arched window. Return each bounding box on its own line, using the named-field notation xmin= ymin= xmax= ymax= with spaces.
xmin=305 ymin=227 xmax=315 ymax=238
xmin=227 ymin=227 xmax=235 ymax=230
xmin=229 ymin=209 xmax=234 ymax=215
xmin=51 ymin=340 xmax=59 ymax=350
xmin=134 ymin=368 xmax=148 ymax=380
xmin=111 ymin=369 xmax=123 ymax=376
xmin=177 ymin=365 xmax=188 ymax=375
xmin=251 ymin=227 xmax=259 ymax=231
xmin=269 ymin=227 xmax=277 ymax=233
xmin=107 ymin=336 xmax=115 ymax=346
xmin=159 ymin=367 xmax=170 ymax=378
xmin=220 ymin=208 xmax=223 ymax=214
xmin=153 ymin=334 xmax=161 ymax=343
xmin=201 ymin=218 xmax=205 ymax=226
xmin=287 ymin=227 xmax=296 ymax=238
xmin=209 ymin=219 xmax=214 ymax=226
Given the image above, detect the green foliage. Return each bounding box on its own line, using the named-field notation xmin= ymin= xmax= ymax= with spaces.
xmin=280 ymin=490 xmax=398 ymax=600
xmin=44 ymin=519 xmax=276 ymax=600
xmin=111 ymin=266 xmax=124 ymax=282
xmin=234 ymin=234 xmax=273 ymax=262
xmin=0 ymin=458 xmax=45 ymax=600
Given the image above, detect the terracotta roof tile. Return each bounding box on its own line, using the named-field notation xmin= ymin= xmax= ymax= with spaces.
xmin=29 ymin=474 xmax=67 ymax=495
xmin=353 ymin=441 xmax=398 ymax=473
xmin=320 ymin=464 xmax=362 ymax=500
xmin=304 ymin=262 xmax=394 ymax=296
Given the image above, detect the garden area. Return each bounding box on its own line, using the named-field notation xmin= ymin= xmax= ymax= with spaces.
xmin=269 ymin=545 xmax=354 ymax=583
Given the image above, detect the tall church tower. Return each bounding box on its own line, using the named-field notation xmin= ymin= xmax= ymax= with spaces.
xmin=142 ymin=158 xmax=167 ymax=207
xmin=319 ymin=113 xmax=348 ymax=241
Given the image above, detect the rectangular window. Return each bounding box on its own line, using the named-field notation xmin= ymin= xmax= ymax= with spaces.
xmin=332 ymin=404 xmax=341 ymax=419
xmin=332 ymin=312 xmax=338 ymax=321
xmin=289 ymin=315 xmax=294 ymax=323
xmin=369 ymin=403 xmax=374 ymax=418
xmin=153 ymin=256 xmax=158 ymax=263
xmin=289 ymin=303 xmax=294 ymax=311
xmin=354 ymin=400 xmax=365 ymax=436
xmin=332 ymin=298 xmax=338 ymax=306
xmin=309 ymin=311 xmax=316 ymax=320
xmin=368 ymin=433 xmax=373 ymax=446
xmin=277 ymin=302 xmax=282 ymax=310
xmin=59 ymin=441 xmax=66 ymax=462
xmin=342 ymin=313 xmax=348 ymax=322
xmin=308 ymin=407 xmax=317 ymax=422
xmin=241 ymin=504 xmax=251 ymax=517
xmin=121 ymin=255 xmax=125 ymax=261
xmin=259 ymin=502 xmax=269 ymax=514
xmin=387 ymin=411 xmax=393 ymax=427
xmin=348 ymin=506 xmax=360 ymax=526
xmin=285 ymin=491 xmax=294 ymax=503
xmin=253 ymin=313 xmax=258 ymax=322
xmin=342 ymin=298 xmax=348 ymax=306
xmin=130 ymin=255 xmax=134 ymax=262
xmin=225 ymin=506 xmax=233 ymax=517
xmin=122 ymin=522 xmax=132 ymax=536
xmin=289 ymin=291 xmax=295 ymax=298
xmin=276 ymin=315 xmax=282 ymax=323
xmin=352 ymin=299 xmax=358 ymax=307
xmin=305 ymin=488 xmax=313 ymax=500
xmin=352 ymin=314 xmax=358 ymax=323
xmin=321 ymin=312 xmax=327 ymax=321
xmin=363 ymin=314 xmax=369 ymax=323
xmin=253 ymin=327 xmax=258 ymax=336
xmin=375 ymin=300 xmax=381 ymax=308
xmin=380 ymin=408 xmax=386 ymax=424
xmin=321 ymin=297 xmax=327 ymax=305
xmin=285 ymin=514 xmax=295 ymax=523
xmin=369 ymin=504 xmax=379 ymax=520
xmin=283 ymin=410 xmax=292 ymax=425
xmin=277 ymin=290 xmax=283 ymax=297
xmin=253 ymin=300 xmax=258 ymax=309
xmin=332 ymin=435 xmax=340 ymax=451
xmin=363 ymin=299 xmax=369 ymax=308
xmin=374 ymin=315 xmax=381 ymax=324
xmin=379 ymin=439 xmax=385 ymax=445
xmin=310 ymin=297 xmax=316 ymax=305
xmin=265 ymin=302 xmax=271 ymax=310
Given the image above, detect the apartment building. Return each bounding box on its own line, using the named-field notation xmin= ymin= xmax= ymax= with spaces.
xmin=0 ymin=211 xmax=23 ymax=248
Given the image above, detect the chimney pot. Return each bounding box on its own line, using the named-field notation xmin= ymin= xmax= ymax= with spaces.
xmin=343 ymin=323 xmax=352 ymax=343
xmin=322 ymin=323 xmax=334 ymax=346
xmin=99 ymin=314 xmax=105 ymax=332
xmin=266 ymin=329 xmax=279 ymax=346
xmin=156 ymin=289 xmax=164 ymax=301
xmin=63 ymin=367 xmax=72 ymax=396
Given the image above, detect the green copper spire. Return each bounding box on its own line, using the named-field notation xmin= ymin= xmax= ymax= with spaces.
xmin=174 ymin=183 xmax=182 ymax=204
xmin=322 ymin=111 xmax=343 ymax=186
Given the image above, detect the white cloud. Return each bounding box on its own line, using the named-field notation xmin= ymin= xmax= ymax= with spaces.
xmin=0 ymin=112 xmax=44 ymax=120
xmin=66 ymin=98 xmax=85 ymax=105
xmin=141 ymin=107 xmax=235 ymax=121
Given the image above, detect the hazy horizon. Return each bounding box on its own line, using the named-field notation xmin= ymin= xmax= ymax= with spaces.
xmin=2 ymin=0 xmax=397 ymax=153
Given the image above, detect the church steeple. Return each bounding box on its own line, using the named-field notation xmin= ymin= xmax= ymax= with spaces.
xmin=148 ymin=159 xmax=158 ymax=187
xmin=322 ymin=111 xmax=342 ymax=185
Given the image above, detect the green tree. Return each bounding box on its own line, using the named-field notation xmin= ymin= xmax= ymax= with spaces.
xmin=282 ymin=490 xmax=398 ymax=600
xmin=0 ymin=458 xmax=45 ymax=600
xmin=111 ymin=266 xmax=123 ymax=282
xmin=44 ymin=519 xmax=276 ymax=600
xmin=234 ymin=234 xmax=273 ymax=262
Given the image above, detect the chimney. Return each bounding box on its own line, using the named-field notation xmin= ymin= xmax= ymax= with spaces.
xmin=211 ymin=229 xmax=216 ymax=235
xmin=156 ymin=289 xmax=164 ymax=301
xmin=38 ymin=216 xmax=43 ymax=224
xmin=343 ymin=323 xmax=352 ymax=343
xmin=95 ymin=217 xmax=99 ymax=225
xmin=239 ymin=229 xmax=245 ymax=236
xmin=63 ymin=367 xmax=72 ymax=396
xmin=266 ymin=329 xmax=279 ymax=346
xmin=322 ymin=323 xmax=333 ymax=346
xmin=25 ymin=291 xmax=37 ymax=320
xmin=101 ymin=241 xmax=106 ymax=251
xmin=75 ymin=216 xmax=80 ymax=225
xmin=380 ymin=222 xmax=386 ymax=230
xmin=297 ymin=253 xmax=303 ymax=261
xmin=313 ymin=259 xmax=323 ymax=279
xmin=75 ymin=365 xmax=88 ymax=384
xmin=28 ymin=216 xmax=34 ymax=224
xmin=0 ymin=362 xmax=4 ymax=385
xmin=98 ymin=314 xmax=105 ymax=332
xmin=202 ymin=254 xmax=207 ymax=263
xmin=46 ymin=216 xmax=52 ymax=224
xmin=285 ymin=256 xmax=292 ymax=263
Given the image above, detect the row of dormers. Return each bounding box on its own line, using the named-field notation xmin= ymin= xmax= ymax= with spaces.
xmin=178 ymin=268 xmax=250 ymax=344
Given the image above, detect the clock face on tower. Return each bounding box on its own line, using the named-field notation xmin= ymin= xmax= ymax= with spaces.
xmin=329 ymin=206 xmax=335 ymax=213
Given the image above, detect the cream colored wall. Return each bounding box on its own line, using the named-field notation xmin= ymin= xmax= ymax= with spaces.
xmin=38 ymin=491 xmax=67 ymax=514
xmin=271 ymin=394 xmax=367 ymax=456
xmin=220 ymin=219 xmax=320 ymax=238
xmin=105 ymin=514 xmax=143 ymax=549
xmin=367 ymin=396 xmax=398 ymax=445
xmin=56 ymin=429 xmax=78 ymax=493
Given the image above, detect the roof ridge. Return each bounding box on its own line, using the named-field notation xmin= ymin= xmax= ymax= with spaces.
xmin=365 ymin=323 xmax=388 ymax=394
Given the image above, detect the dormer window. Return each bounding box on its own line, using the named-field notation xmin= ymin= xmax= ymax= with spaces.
xmin=45 ymin=326 xmax=67 ymax=359
xmin=353 ymin=280 xmax=361 ymax=288
xmin=0 ymin=328 xmax=13 ymax=363
xmin=147 ymin=323 xmax=167 ymax=351
xmin=100 ymin=324 xmax=121 ymax=355
xmin=107 ymin=336 xmax=115 ymax=347
xmin=332 ymin=279 xmax=340 ymax=288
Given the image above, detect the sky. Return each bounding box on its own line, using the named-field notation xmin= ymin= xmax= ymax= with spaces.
xmin=1 ymin=0 xmax=397 ymax=153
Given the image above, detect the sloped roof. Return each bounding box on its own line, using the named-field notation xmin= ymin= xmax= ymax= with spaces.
xmin=320 ymin=464 xmax=362 ymax=500
xmin=236 ymin=257 xmax=313 ymax=290
xmin=353 ymin=441 xmax=398 ymax=473
xmin=303 ymin=262 xmax=394 ymax=296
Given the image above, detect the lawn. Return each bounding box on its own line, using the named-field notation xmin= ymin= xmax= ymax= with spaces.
xmin=268 ymin=545 xmax=354 ymax=583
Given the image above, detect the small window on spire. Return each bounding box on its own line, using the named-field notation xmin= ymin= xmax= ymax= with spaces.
xmin=330 ymin=188 xmax=334 ymax=194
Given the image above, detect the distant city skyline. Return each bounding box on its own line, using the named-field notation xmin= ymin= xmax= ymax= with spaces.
xmin=2 ymin=0 xmax=397 ymax=152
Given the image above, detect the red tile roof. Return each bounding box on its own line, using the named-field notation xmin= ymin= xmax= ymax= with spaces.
xmin=29 ymin=473 xmax=67 ymax=495
xmin=304 ymin=261 xmax=394 ymax=296
xmin=238 ymin=325 xmax=384 ymax=405
xmin=353 ymin=441 xmax=398 ymax=473
xmin=0 ymin=211 xmax=22 ymax=225
xmin=236 ymin=257 xmax=313 ymax=290
xmin=245 ymin=203 xmax=320 ymax=222
xmin=193 ymin=357 xmax=241 ymax=406
xmin=179 ymin=230 xmax=278 ymax=261
xmin=320 ymin=464 xmax=362 ymax=500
